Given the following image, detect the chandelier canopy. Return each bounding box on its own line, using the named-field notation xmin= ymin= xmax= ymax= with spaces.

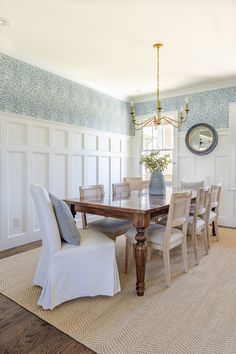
xmin=130 ymin=43 xmax=189 ymax=130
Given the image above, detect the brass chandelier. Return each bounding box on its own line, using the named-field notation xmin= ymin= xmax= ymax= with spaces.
xmin=130 ymin=43 xmax=189 ymax=130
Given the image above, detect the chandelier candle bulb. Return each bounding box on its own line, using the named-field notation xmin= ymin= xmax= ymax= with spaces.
xmin=185 ymin=97 xmax=189 ymax=111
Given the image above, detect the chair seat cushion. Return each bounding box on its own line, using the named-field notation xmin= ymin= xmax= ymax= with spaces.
xmin=88 ymin=217 xmax=131 ymax=237
xmin=125 ymin=224 xmax=158 ymax=239
xmin=49 ymin=194 xmax=81 ymax=245
xmin=187 ymin=216 xmax=206 ymax=234
xmin=148 ymin=224 xmax=184 ymax=246
xmin=209 ymin=211 xmax=217 ymax=222
xmin=126 ymin=224 xmax=184 ymax=247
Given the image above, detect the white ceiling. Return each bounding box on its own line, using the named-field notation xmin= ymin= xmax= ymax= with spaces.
xmin=1 ymin=0 xmax=236 ymax=101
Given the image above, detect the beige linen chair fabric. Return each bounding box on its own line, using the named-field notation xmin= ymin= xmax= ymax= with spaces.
xmin=207 ymin=183 xmax=222 ymax=246
xmin=123 ymin=177 xmax=150 ymax=192
xmin=112 ymin=183 xmax=130 ymax=198
xmin=187 ymin=187 xmax=209 ymax=264
xmin=79 ymin=184 xmax=131 ymax=240
xmin=181 ymin=174 xmax=211 ymax=186
xmin=123 ymin=177 xmax=142 ymax=191
xmin=180 ymin=181 xmax=204 ymax=189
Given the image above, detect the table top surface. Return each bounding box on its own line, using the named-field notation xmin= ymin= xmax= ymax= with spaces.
xmin=65 ymin=187 xmax=194 ymax=214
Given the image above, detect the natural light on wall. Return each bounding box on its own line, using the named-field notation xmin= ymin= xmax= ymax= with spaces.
xmin=141 ymin=122 xmax=173 ymax=184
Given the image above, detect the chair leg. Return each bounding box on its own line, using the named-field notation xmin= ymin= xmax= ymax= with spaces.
xmin=203 ymin=226 xmax=208 ymax=254
xmin=147 ymin=246 xmax=152 ymax=261
xmin=215 ymin=219 xmax=220 ymax=242
xmin=163 ymin=250 xmax=171 ymax=287
xmin=206 ymin=224 xmax=211 ymax=249
xmin=181 ymin=238 xmax=188 ymax=273
xmin=191 ymin=230 xmax=199 ymax=265
xmin=125 ymin=238 xmax=132 ymax=274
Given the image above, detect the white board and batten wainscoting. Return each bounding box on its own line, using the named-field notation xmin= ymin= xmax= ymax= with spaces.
xmin=1 ymin=103 xmax=236 ymax=250
xmin=178 ymin=102 xmax=236 ymax=228
xmin=0 ymin=112 xmax=133 ymax=250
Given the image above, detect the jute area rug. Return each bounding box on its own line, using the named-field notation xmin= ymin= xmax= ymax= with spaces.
xmin=1 ymin=228 xmax=236 ymax=354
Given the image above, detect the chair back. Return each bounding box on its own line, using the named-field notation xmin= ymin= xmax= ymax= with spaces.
xmin=181 ymin=174 xmax=211 ymax=186
xmin=180 ymin=180 xmax=204 ymax=189
xmin=79 ymin=184 xmax=105 ymax=228
xmin=79 ymin=184 xmax=104 ymax=200
xmin=196 ymin=187 xmax=209 ymax=217
xmin=112 ymin=183 xmax=130 ymax=197
xmin=209 ymin=183 xmax=222 ymax=212
xmin=123 ymin=177 xmax=142 ymax=191
xmin=165 ymin=192 xmax=191 ymax=247
xmin=138 ymin=180 xmax=150 ymax=193
xmin=30 ymin=184 xmax=61 ymax=254
xmin=191 ymin=187 xmax=209 ymax=230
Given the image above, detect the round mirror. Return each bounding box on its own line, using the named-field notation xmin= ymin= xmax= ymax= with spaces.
xmin=185 ymin=123 xmax=218 ymax=155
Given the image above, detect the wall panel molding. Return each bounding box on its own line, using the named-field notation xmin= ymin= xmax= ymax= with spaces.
xmin=178 ymin=126 xmax=236 ymax=227
xmin=0 ymin=112 xmax=133 ymax=250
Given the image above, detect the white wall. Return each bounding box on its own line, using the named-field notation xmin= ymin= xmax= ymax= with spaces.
xmin=178 ymin=102 xmax=236 ymax=227
xmin=0 ymin=112 xmax=133 ymax=250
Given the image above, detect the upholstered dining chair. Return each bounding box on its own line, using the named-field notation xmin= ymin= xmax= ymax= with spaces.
xmin=125 ymin=191 xmax=191 ymax=286
xmin=187 ymin=187 xmax=209 ymax=265
xmin=148 ymin=191 xmax=192 ymax=287
xmin=123 ymin=177 xmax=142 ymax=191
xmin=30 ymin=184 xmax=120 ymax=310
xmin=207 ymin=183 xmax=222 ymax=246
xmin=123 ymin=177 xmax=150 ymax=192
xmin=112 ymin=182 xmax=130 ymax=198
xmin=181 ymin=174 xmax=211 ymax=187
xmin=79 ymin=184 xmax=131 ymax=240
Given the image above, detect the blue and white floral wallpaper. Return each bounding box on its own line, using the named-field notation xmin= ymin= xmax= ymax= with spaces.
xmin=0 ymin=53 xmax=132 ymax=135
xmin=1 ymin=52 xmax=236 ymax=135
xmin=134 ymin=86 xmax=236 ymax=131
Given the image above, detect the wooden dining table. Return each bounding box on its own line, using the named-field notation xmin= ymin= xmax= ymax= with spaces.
xmin=65 ymin=187 xmax=192 ymax=296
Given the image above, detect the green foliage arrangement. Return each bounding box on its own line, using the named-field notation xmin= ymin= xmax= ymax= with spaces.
xmin=140 ymin=151 xmax=172 ymax=173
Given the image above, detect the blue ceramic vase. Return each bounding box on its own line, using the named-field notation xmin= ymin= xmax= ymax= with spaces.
xmin=149 ymin=170 xmax=166 ymax=195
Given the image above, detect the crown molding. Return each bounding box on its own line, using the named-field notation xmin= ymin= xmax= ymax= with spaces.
xmin=129 ymin=80 xmax=236 ymax=103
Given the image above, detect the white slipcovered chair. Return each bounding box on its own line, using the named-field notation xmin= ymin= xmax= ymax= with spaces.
xmin=30 ymin=184 xmax=121 ymax=310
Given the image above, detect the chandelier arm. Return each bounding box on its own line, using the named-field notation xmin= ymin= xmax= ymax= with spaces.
xmin=134 ymin=118 xmax=156 ymax=129
xmin=161 ymin=116 xmax=181 ymax=123
xmin=162 ymin=117 xmax=180 ymax=128
xmin=162 ymin=115 xmax=187 ymax=126
xmin=133 ymin=122 xmax=152 ymax=130
xmin=133 ymin=117 xmax=154 ymax=126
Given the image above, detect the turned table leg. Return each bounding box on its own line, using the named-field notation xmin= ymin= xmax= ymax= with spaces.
xmin=212 ymin=207 xmax=216 ymax=236
xmin=135 ymin=227 xmax=147 ymax=296
xmin=212 ymin=221 xmax=216 ymax=236
xmin=70 ymin=204 xmax=77 ymax=218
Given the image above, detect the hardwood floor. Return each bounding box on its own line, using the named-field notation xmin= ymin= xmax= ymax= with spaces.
xmin=0 ymin=242 xmax=95 ymax=354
